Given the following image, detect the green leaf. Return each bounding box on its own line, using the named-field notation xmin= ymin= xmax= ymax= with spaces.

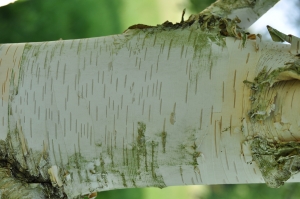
xmin=267 ymin=25 xmax=286 ymax=42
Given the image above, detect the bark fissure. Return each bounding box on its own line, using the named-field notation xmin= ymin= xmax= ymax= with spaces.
xmin=0 ymin=130 xmax=66 ymax=198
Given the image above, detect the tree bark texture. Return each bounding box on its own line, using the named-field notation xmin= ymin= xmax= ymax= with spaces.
xmin=2 ymin=0 xmax=300 ymax=198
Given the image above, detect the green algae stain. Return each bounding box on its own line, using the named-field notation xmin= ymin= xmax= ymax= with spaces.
xmin=161 ymin=131 xmax=167 ymax=153
xmin=137 ymin=122 xmax=146 ymax=149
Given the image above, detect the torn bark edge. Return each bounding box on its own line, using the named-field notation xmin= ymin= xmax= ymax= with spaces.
xmin=123 ymin=8 xmax=257 ymax=47
xmin=123 ymin=8 xmax=193 ymax=32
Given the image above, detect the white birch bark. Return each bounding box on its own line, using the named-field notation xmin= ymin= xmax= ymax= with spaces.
xmin=1 ymin=0 xmax=299 ymax=198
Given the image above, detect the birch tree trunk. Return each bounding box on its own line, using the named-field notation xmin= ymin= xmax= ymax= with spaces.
xmin=1 ymin=0 xmax=299 ymax=198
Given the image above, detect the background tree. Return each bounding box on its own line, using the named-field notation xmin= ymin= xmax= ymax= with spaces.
xmin=0 ymin=0 xmax=122 ymax=43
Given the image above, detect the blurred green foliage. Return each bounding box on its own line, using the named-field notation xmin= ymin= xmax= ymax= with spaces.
xmin=187 ymin=0 xmax=214 ymax=12
xmin=97 ymin=188 xmax=143 ymax=199
xmin=0 ymin=0 xmax=122 ymax=43
xmin=0 ymin=0 xmax=216 ymax=43
xmin=202 ymin=184 xmax=300 ymax=199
